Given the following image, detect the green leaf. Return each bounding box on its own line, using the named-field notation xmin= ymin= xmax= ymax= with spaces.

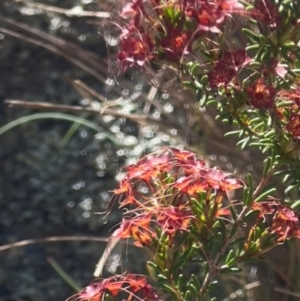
xmin=291 ymin=200 xmax=300 ymax=209
xmin=242 ymin=28 xmax=261 ymax=43
xmin=158 ymin=274 xmax=168 ymax=280
xmin=191 ymin=63 xmax=200 ymax=77
xmin=246 ymin=44 xmax=260 ymax=51
xmin=255 ymin=187 xmax=277 ymax=202
xmin=184 ymin=290 xmax=192 ymax=301
xmin=188 ymin=283 xmax=198 ymax=297
xmin=47 ymin=257 xmax=82 ymax=292
xmin=225 ymin=249 xmax=235 ymax=266
xmin=162 ymin=283 xmax=180 ymax=297
xmin=200 ymin=75 xmax=209 ymax=85
xmin=228 ymin=237 xmax=246 ymax=257
xmin=243 ymin=174 xmax=253 ymax=206
xmin=263 ymin=156 xmax=272 ymax=177
xmin=190 ymin=274 xmax=201 ymax=291
xmin=220 ymin=266 xmax=241 ymax=274
xmin=285 ymin=184 xmax=298 ymax=194
xmin=183 ymin=81 xmax=197 ymax=90
xmin=253 ymin=226 xmax=262 ymax=240
xmin=176 ymin=274 xmax=184 ymax=290
xmin=0 ymin=113 xmax=102 ymax=135
xmin=237 ymin=136 xmax=251 ymax=150
xmin=224 ymin=130 xmax=242 ymax=137
xmin=210 ymin=232 xmax=224 ymax=257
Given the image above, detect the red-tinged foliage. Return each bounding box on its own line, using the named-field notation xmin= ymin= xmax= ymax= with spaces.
xmin=251 ymin=0 xmax=280 ymax=28
xmin=78 ymin=278 xmax=123 ymax=301
xmin=160 ymin=28 xmax=191 ymax=60
xmin=252 ymin=200 xmax=277 ymax=218
xmin=183 ymin=0 xmax=245 ymax=33
xmin=193 ymin=3 xmax=225 ymax=33
xmin=246 ymin=78 xmax=276 ymax=109
xmin=168 ymin=147 xmax=199 ymax=163
xmin=252 ymin=199 xmax=300 ymax=242
xmin=77 ymin=274 xmax=157 ymax=301
xmin=114 ymin=180 xmax=132 ymax=195
xmin=77 ymin=283 xmax=103 ymax=301
xmin=205 ymin=168 xmax=242 ymax=191
xmin=112 ymin=214 xmax=156 ymax=246
xmin=221 ymin=49 xmax=251 ymax=70
xmin=174 ymin=167 xmax=241 ymax=195
xmin=175 ymin=176 xmax=209 ymax=195
xmin=157 ymin=206 xmax=193 ymax=235
xmin=118 ymin=32 xmax=154 ymax=71
xmin=270 ymin=206 xmax=300 ymax=242
xmin=269 ymin=58 xmax=287 ymax=79
xmin=216 ymin=207 xmax=231 ymax=216
xmin=109 ymin=147 xmax=242 ymax=249
xmin=286 ymin=114 xmax=300 ymax=139
xmin=208 ymin=62 xmax=236 ymax=88
xmin=120 ymin=0 xmax=143 ymax=27
xmin=278 ymin=87 xmax=300 ymax=107
xmin=216 ymin=0 xmax=244 ymax=15
xmin=125 ymin=274 xmax=158 ymax=300
xmin=124 ymin=154 xmax=170 ymax=180
xmin=115 ymin=0 xmax=246 ymax=70
xmin=113 ymin=148 xmax=241 ymax=210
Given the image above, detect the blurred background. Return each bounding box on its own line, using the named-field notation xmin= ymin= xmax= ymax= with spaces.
xmin=1 ymin=1 xmax=299 ymax=301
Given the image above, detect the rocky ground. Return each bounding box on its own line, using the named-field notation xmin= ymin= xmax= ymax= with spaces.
xmin=0 ymin=1 xmax=143 ymax=300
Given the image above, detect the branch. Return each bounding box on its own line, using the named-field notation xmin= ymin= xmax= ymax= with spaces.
xmin=0 ymin=235 xmax=138 ymax=252
xmin=12 ymin=0 xmax=111 ymax=18
xmin=0 ymin=236 xmax=108 ymax=252
xmin=4 ymin=99 xmax=182 ymax=132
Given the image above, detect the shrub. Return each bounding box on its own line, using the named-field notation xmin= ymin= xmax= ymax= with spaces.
xmin=70 ymin=0 xmax=300 ymax=300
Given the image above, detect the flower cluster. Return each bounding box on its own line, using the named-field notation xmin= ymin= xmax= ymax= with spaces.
xmin=114 ymin=0 xmax=300 ymax=149
xmin=251 ymin=0 xmax=280 ymax=28
xmin=110 ymin=147 xmax=241 ymax=247
xmin=72 ymin=274 xmax=157 ymax=301
xmin=116 ymin=0 xmax=245 ymax=70
xmin=252 ymin=199 xmax=300 ymax=241
xmin=74 ymin=147 xmax=300 ymax=301
xmin=76 ymin=0 xmax=300 ymax=300
xmin=246 ymin=78 xmax=276 ymax=109
xmin=208 ymin=49 xmax=251 ymax=89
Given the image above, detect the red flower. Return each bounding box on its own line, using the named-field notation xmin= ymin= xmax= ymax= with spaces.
xmin=120 ymin=0 xmax=143 ymax=28
xmin=270 ymin=58 xmax=287 ymax=79
xmin=168 ymin=147 xmax=199 ymax=164
xmin=112 ymin=214 xmax=156 ymax=247
xmin=216 ymin=0 xmax=244 ymax=15
xmin=270 ymin=206 xmax=300 ymax=242
xmin=278 ymin=87 xmax=300 ymax=107
xmin=252 ymin=199 xmax=278 ymax=220
xmin=186 ymin=0 xmax=244 ymax=32
xmin=125 ymin=274 xmax=158 ymax=300
xmin=251 ymin=0 xmax=280 ymax=28
xmin=174 ymin=167 xmax=241 ymax=195
xmin=251 ymin=200 xmax=300 ymax=243
xmin=208 ymin=62 xmax=236 ymax=88
xmin=246 ymin=78 xmax=276 ymax=109
xmin=78 ymin=278 xmax=122 ymax=301
xmin=118 ymin=32 xmax=154 ymax=71
xmin=205 ymin=168 xmax=242 ymax=191
xmin=175 ymin=176 xmax=209 ymax=195
xmin=157 ymin=206 xmax=192 ymax=235
xmin=221 ymin=49 xmax=251 ymax=70
xmin=77 ymin=274 xmax=157 ymax=301
xmin=161 ymin=28 xmax=191 ymax=60
xmin=194 ymin=2 xmax=224 ymax=33
xmin=286 ymin=114 xmax=300 ymax=138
